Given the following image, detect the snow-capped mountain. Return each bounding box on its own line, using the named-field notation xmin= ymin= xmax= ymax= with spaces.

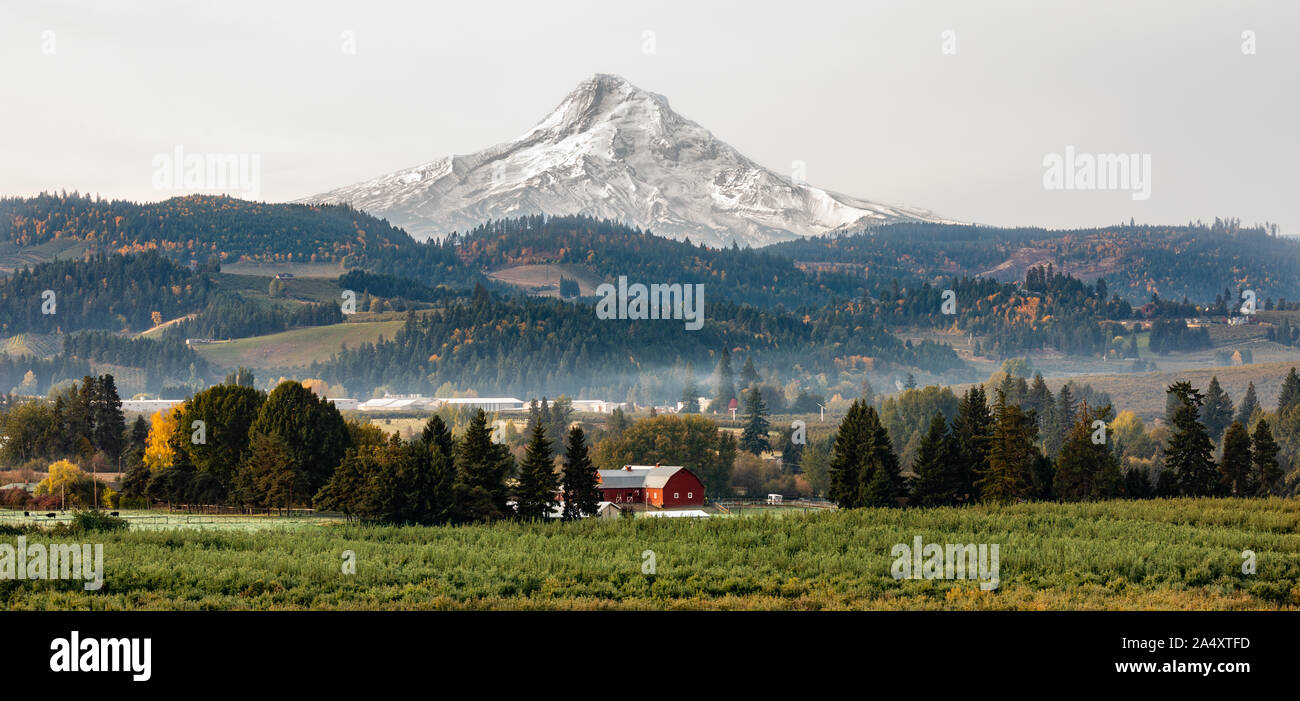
xmin=300 ymin=74 xmax=950 ymax=247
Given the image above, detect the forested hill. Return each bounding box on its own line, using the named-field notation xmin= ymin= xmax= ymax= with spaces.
xmin=446 ymin=215 xmax=867 ymax=307
xmin=768 ymin=219 xmax=1300 ymax=304
xmin=5 ymin=194 xmax=1297 ymax=309
xmin=310 ymin=286 xmax=966 ymax=399
xmin=0 ymin=193 xmax=475 ymax=287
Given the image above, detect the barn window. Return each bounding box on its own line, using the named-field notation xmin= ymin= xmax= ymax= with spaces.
xmin=688 ymin=492 xmax=693 ymax=499
xmin=674 ymin=492 xmax=679 ymax=499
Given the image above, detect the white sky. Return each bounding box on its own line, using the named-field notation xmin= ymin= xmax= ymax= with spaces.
xmin=1 ymin=0 xmax=1296 ymax=234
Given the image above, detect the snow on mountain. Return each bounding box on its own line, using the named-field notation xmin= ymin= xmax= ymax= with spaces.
xmin=299 ymin=74 xmax=951 ymax=247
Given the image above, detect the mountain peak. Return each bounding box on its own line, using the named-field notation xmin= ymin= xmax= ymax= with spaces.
xmin=300 ymin=77 xmax=951 ymax=246
xmin=531 ymin=73 xmax=676 ymax=141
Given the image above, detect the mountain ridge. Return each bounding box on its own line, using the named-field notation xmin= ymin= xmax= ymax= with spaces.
xmin=299 ymin=74 xmax=953 ymax=247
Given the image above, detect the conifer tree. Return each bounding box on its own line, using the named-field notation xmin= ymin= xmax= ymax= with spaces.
xmin=1236 ymin=381 xmax=1261 ymax=426
xmin=1165 ymin=382 xmax=1218 ymax=496
xmin=740 ymin=356 xmax=761 ymax=389
xmin=712 ymin=348 xmax=736 ymax=411
xmin=828 ymin=400 xmax=869 ymax=507
xmin=452 ymin=409 xmax=513 ymax=522
xmin=679 ymin=373 xmax=700 ymax=414
xmin=1053 ymin=404 xmax=1122 ymax=501
xmin=1201 ymin=376 xmax=1234 ymax=443
xmin=950 ymin=386 xmax=993 ymax=503
xmin=977 ymin=390 xmax=1040 ymax=503
xmin=1123 ymin=466 xmax=1153 ymax=499
xmin=1250 ymin=419 xmax=1282 ymax=496
xmin=909 ymin=412 xmax=961 ymax=506
xmin=1278 ymin=367 xmax=1300 ymax=414
xmin=739 ymin=387 xmax=771 ymax=455
xmin=858 ymin=405 xmax=904 ymax=507
xmin=1218 ymin=420 xmax=1253 ymax=496
xmin=515 ymin=420 xmax=559 ymax=521
xmin=561 ymin=426 xmax=599 ymax=520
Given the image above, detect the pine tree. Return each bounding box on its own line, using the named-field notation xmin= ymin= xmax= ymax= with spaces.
xmin=739 ymin=387 xmax=771 ymax=455
xmin=1025 ymin=373 xmax=1053 ymax=436
xmin=452 ymin=409 xmax=513 ymax=522
xmin=977 ymin=390 xmax=1040 ymax=503
xmin=561 ymin=426 xmax=599 ymax=520
xmin=1218 ymin=420 xmax=1253 ymax=496
xmin=1045 ymin=384 xmax=1077 ymax=458
xmin=740 ymin=356 xmax=760 ymax=389
xmin=679 ymin=372 xmax=700 ymax=414
xmin=1054 ymin=404 xmax=1121 ymax=500
xmin=858 ymin=405 xmax=904 ymax=507
xmin=1201 ymin=376 xmax=1234 ymax=444
xmin=515 ymin=420 xmax=559 ymax=521
xmin=1250 ymin=419 xmax=1282 ymax=496
xmin=909 ymin=412 xmax=961 ymax=506
xmin=712 ymin=348 xmax=736 ymax=411
xmin=413 ymin=415 xmax=456 ymax=524
xmin=1165 ymin=382 xmax=1218 ymax=496
xmin=1278 ymin=367 xmax=1300 ymax=414
xmin=950 ymin=386 xmax=993 ymax=503
xmin=1236 ymin=381 xmax=1261 ymax=426
xmin=828 ymin=400 xmax=869 ymax=507
xmin=1123 ymin=466 xmax=1153 ymax=499
xmin=90 ymin=374 xmax=126 ymax=462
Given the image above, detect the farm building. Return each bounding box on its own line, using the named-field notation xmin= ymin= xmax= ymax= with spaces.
xmin=596 ymin=464 xmax=705 ymax=508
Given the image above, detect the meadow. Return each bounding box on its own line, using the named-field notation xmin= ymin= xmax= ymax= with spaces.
xmin=2 ymin=498 xmax=1297 ymax=611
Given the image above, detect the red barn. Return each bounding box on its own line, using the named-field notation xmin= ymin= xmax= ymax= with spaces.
xmin=596 ymin=464 xmax=705 ymax=508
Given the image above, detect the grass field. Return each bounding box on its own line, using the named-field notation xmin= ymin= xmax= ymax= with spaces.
xmin=2 ymin=498 xmax=1297 ymax=610
xmin=191 ymin=319 xmax=403 ymax=370
xmin=1058 ymin=360 xmax=1300 ymax=421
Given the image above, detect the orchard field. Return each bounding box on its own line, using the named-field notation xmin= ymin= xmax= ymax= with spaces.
xmin=2 ymin=498 xmax=1298 ymax=611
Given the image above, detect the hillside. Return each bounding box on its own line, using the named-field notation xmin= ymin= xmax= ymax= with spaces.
xmin=192 ymin=318 xmax=405 ymax=371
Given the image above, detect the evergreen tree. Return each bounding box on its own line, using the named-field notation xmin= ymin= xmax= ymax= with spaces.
xmin=561 ymin=426 xmax=599 ymax=520
xmin=224 ymin=367 xmax=256 ymax=387
xmin=712 ymin=348 xmax=736 ymax=411
xmin=452 ymin=409 xmax=513 ymax=522
xmin=1218 ymin=420 xmax=1253 ymax=496
xmin=1025 ymin=372 xmax=1053 ymax=436
xmin=1053 ymin=404 xmax=1122 ymax=501
xmin=1165 ymin=382 xmax=1218 ymax=496
xmin=739 ymin=356 xmax=760 ymax=389
xmin=909 ymin=412 xmax=961 ymax=506
xmin=1201 ymin=376 xmax=1233 ymax=443
xmin=515 ymin=420 xmax=559 ymax=521
xmin=411 ymin=415 xmax=456 ymax=524
xmin=1046 ymin=384 xmax=1077 ymax=458
xmin=679 ymin=373 xmax=700 ymax=414
xmin=1236 ymin=381 xmax=1261 ymax=425
xmin=1250 ymin=419 xmax=1282 ymax=496
xmin=246 ymin=381 xmax=349 ymax=500
xmin=128 ymin=415 xmax=149 ymax=454
xmin=828 ymin=401 xmax=869 ymax=507
xmin=858 ymin=405 xmax=904 ymax=507
xmin=739 ymin=387 xmax=771 ymax=455
xmin=978 ymin=390 xmax=1040 ymax=503
xmin=1123 ymin=466 xmax=1153 ymax=499
xmin=950 ymin=386 xmax=993 ymax=503
xmin=1278 ymin=367 xmax=1300 ymax=414
xmin=90 ymin=374 xmax=126 ymax=461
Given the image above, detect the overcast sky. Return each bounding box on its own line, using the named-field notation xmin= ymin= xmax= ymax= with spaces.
xmin=1 ymin=0 xmax=1296 ymax=234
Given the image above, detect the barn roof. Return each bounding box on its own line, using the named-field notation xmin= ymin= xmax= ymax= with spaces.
xmin=597 ymin=465 xmax=691 ymax=489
